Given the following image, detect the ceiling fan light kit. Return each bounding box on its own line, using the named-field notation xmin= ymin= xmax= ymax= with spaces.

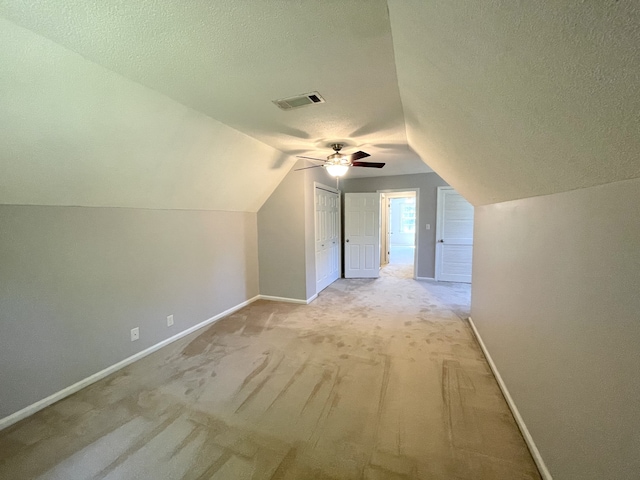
xmin=295 ymin=143 xmax=385 ymax=176
xmin=325 ymin=164 xmax=349 ymax=177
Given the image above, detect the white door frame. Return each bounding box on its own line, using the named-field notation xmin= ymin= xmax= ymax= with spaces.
xmin=377 ymin=188 xmax=419 ymax=279
xmin=379 ymin=193 xmax=389 ymax=266
xmin=314 ymin=182 xmax=341 ymax=293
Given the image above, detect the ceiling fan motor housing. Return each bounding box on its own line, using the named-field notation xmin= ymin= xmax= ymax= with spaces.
xmin=293 ymin=143 xmax=382 ymax=175
xmin=327 ymin=144 xmax=348 ymax=165
xmin=328 ymin=152 xmax=350 ymax=165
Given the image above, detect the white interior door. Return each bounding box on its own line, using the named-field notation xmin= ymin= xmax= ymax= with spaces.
xmin=316 ymin=185 xmax=340 ymax=292
xmin=435 ymin=187 xmax=474 ymax=283
xmin=344 ymin=193 xmax=380 ymax=278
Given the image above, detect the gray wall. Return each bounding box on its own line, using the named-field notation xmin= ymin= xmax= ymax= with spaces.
xmin=0 ymin=205 xmax=259 ymax=419
xmin=258 ymin=170 xmax=306 ymax=300
xmin=342 ymin=172 xmax=449 ymax=278
xmin=258 ymin=161 xmax=333 ymax=301
xmin=471 ymin=177 xmax=640 ymax=479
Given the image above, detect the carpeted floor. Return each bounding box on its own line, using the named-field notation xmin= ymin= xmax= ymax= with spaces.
xmin=0 ymin=265 xmax=540 ymax=479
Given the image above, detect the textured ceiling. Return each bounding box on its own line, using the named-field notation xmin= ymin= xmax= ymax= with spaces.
xmin=389 ymin=0 xmax=640 ymax=205
xmin=0 ymin=18 xmax=291 ymax=212
xmin=0 ymin=0 xmax=429 ymax=182
xmin=1 ymin=1 xmax=639 ymax=209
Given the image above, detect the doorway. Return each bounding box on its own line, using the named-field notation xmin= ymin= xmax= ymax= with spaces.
xmin=379 ymin=190 xmax=418 ymax=278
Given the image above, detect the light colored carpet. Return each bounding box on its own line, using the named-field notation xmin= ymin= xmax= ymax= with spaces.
xmin=0 ymin=265 xmax=540 ymax=479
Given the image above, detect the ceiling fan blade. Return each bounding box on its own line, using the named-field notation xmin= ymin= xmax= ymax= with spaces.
xmin=294 ymin=165 xmax=324 ymax=171
xmin=346 ymin=151 xmax=370 ymax=162
xmin=296 ymin=155 xmax=326 ymax=162
xmin=351 ymin=161 xmax=385 ymax=168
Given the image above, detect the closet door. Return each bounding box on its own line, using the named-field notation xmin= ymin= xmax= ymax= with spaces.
xmin=316 ymin=185 xmax=340 ymax=292
xmin=435 ymin=187 xmax=474 ymax=283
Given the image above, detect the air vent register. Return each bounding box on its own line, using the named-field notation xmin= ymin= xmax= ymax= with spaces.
xmin=272 ymin=91 xmax=325 ymax=110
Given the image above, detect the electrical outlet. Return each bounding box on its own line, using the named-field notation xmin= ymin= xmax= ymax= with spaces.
xmin=167 ymin=314 xmax=174 ymax=327
xmin=426 ymin=224 xmax=431 ymax=230
xmin=130 ymin=327 xmax=139 ymax=342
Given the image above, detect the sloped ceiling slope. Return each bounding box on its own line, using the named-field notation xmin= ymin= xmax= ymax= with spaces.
xmin=2 ymin=1 xmax=638 ymax=210
xmin=389 ymin=0 xmax=640 ymax=206
xmin=0 ymin=18 xmax=293 ymax=212
xmin=0 ymin=0 xmax=430 ymax=208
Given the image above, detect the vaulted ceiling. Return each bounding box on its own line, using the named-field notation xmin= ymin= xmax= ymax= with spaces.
xmin=390 ymin=0 xmax=640 ymax=205
xmin=1 ymin=1 xmax=638 ymax=211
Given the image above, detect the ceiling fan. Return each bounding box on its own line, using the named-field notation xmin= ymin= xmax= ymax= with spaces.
xmin=294 ymin=144 xmax=385 ymax=177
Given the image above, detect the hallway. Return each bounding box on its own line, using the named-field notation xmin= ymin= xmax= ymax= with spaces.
xmin=0 ymin=267 xmax=538 ymax=479
xmin=388 ymin=245 xmax=415 ymax=266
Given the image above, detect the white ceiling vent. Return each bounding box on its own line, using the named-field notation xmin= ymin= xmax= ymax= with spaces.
xmin=272 ymin=91 xmax=325 ymax=110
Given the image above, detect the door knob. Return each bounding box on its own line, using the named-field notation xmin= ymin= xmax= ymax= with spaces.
xmin=346 ymin=239 xmax=350 ymax=242
xmin=438 ymin=239 xmax=444 ymax=243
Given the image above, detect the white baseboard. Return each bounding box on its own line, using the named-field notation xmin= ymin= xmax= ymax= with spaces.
xmin=467 ymin=317 xmax=553 ymax=480
xmin=415 ymin=276 xmax=435 ymax=281
xmin=259 ymin=294 xmax=316 ymax=305
xmin=0 ymin=295 xmax=261 ymax=432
